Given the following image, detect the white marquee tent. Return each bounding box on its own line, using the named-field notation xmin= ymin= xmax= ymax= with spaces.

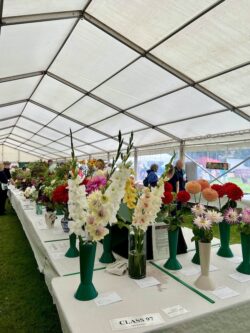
xmin=0 ymin=0 xmax=249 ymax=162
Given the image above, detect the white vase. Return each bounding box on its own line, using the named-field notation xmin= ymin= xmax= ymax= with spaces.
xmin=45 ymin=211 xmax=56 ymax=229
xmin=194 ymin=241 xmax=215 ymax=291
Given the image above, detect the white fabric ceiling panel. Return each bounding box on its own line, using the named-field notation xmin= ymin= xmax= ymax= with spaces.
xmin=63 ymin=96 xmax=117 ymax=125
xmin=0 ymin=76 xmax=42 ymax=104
xmin=122 ymin=129 xmax=171 ymax=147
xmin=31 ymin=135 xmax=52 ymax=145
xmin=56 ymin=136 xmax=71 ymax=147
xmin=128 ymin=87 xmax=223 ymax=125
xmin=0 ymin=103 xmax=25 ymax=120
xmin=152 ymin=0 xmax=250 ymax=81
xmin=76 ymin=145 xmax=102 ymax=154
xmin=8 ymin=134 xmax=27 ymax=143
xmin=73 ymin=128 xmax=106 ymax=143
xmin=87 ymin=0 xmax=216 ymax=49
xmin=40 ymin=147 xmax=58 ymax=154
xmin=93 ymin=114 xmax=146 ymax=136
xmin=47 ymin=142 xmax=67 ymax=151
xmin=159 ymin=111 xmax=250 ymax=139
xmin=16 ymin=117 xmax=43 ymax=133
xmin=93 ymin=58 xmax=186 ymax=109
xmin=0 ymin=128 xmax=12 ymax=136
xmin=240 ymin=107 xmax=250 ymax=117
xmin=22 ymin=102 xmax=57 ymax=124
xmin=3 ymin=0 xmax=88 ymax=16
xmin=19 ymin=143 xmax=35 ymax=150
xmin=25 ymin=140 xmax=43 ymax=148
xmin=12 ymin=127 xmax=34 ymax=139
xmin=1 ymin=117 xmax=18 ymax=128
xmin=94 ymin=138 xmax=121 ymax=151
xmin=201 ymin=66 xmax=250 ymax=106
xmin=60 ymin=149 xmax=84 ymax=157
xmin=37 ymin=127 xmax=65 ymax=140
xmin=32 ymin=76 xmax=83 ymax=112
xmin=0 ymin=20 xmax=76 ymax=78
xmin=5 ymin=139 xmax=20 ymax=147
xmin=50 ymin=19 xmax=138 ymax=90
xmin=48 ymin=116 xmax=82 ymax=133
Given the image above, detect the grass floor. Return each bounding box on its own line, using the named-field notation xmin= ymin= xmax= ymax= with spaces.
xmin=0 ymin=200 xmax=62 ymax=333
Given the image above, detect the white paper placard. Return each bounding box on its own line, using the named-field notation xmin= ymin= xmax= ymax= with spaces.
xmin=162 ymin=305 xmax=189 ymax=318
xmin=229 ymin=272 xmax=250 ymax=283
xmin=50 ymin=252 xmax=65 ymax=260
xmin=36 ymin=220 xmax=47 ymax=230
xmin=152 ymin=223 xmax=169 ymax=260
xmin=226 ymin=256 xmax=242 ymax=264
xmin=212 ymin=286 xmax=239 ymax=299
xmin=95 ymin=292 xmax=122 ymax=306
xmin=46 ymin=241 xmax=68 ymax=253
xmin=134 ymin=276 xmax=160 ymax=288
xmin=110 ymin=313 xmax=164 ymax=331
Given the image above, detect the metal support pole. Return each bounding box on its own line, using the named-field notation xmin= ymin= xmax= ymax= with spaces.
xmin=134 ymin=148 xmax=138 ymax=180
xmin=180 ymin=140 xmax=185 ymax=162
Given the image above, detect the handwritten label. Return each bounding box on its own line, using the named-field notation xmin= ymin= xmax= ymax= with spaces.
xmin=134 ymin=277 xmax=160 ymax=288
xmin=163 ymin=305 xmax=189 ymax=318
xmin=95 ymin=292 xmax=122 ymax=306
xmin=110 ymin=313 xmax=164 ymax=330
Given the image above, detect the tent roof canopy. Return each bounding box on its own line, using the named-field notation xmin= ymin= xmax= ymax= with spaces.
xmin=0 ymin=0 xmax=249 ymax=160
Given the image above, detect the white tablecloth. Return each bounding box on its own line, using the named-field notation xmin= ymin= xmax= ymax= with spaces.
xmin=52 ymin=244 xmax=250 ymax=333
xmin=8 ymin=187 xmax=105 ymax=292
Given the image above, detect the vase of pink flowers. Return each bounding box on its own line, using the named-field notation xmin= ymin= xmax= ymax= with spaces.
xmin=237 ymin=208 xmax=250 ymax=275
xmin=191 ymin=205 xmax=223 ymax=290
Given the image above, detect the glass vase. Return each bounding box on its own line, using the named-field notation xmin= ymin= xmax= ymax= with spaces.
xmin=61 ymin=208 xmax=70 ymax=233
xmin=128 ymin=228 xmax=146 ymax=279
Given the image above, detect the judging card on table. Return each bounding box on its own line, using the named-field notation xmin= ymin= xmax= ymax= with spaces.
xmin=134 ymin=276 xmax=160 ymax=288
xmin=181 ymin=266 xmax=200 ymax=276
xmin=162 ymin=305 xmax=189 ymax=318
xmin=212 ymin=286 xmax=239 ymax=299
xmin=229 ymin=272 xmax=250 ymax=283
xmin=110 ymin=313 xmax=164 ymax=330
xmin=94 ymin=292 xmax=122 ymax=306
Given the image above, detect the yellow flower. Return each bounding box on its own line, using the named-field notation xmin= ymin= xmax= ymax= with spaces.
xmin=123 ymin=178 xmax=138 ymax=209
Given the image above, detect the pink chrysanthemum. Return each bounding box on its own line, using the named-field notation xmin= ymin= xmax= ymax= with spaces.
xmin=224 ymin=208 xmax=240 ymax=224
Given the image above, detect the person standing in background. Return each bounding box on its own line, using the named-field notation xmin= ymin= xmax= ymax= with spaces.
xmin=3 ymin=161 xmax=11 ymax=181
xmin=0 ymin=162 xmax=8 ymax=215
xmin=174 ymin=159 xmax=188 ymax=254
xmin=143 ymin=164 xmax=159 ymax=187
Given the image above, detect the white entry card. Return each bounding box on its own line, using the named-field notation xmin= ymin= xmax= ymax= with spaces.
xmin=134 ymin=276 xmax=160 ymax=288
xmin=229 ymin=272 xmax=250 ymax=283
xmin=212 ymin=286 xmax=239 ymax=299
xmin=95 ymin=292 xmax=122 ymax=307
xmin=163 ymin=305 xmax=189 ymax=318
xmin=110 ymin=313 xmax=164 ymax=331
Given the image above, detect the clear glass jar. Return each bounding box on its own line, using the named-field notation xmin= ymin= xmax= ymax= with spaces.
xmin=128 ymin=228 xmax=146 ymax=279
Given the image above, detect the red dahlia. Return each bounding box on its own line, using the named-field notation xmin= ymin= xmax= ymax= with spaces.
xmin=211 ymin=184 xmax=224 ymax=198
xmin=164 ymin=182 xmax=173 ymax=192
xmin=226 ymin=185 xmax=243 ymax=201
xmin=177 ymin=190 xmax=191 ymax=203
xmin=52 ymin=184 xmax=68 ymax=204
xmin=162 ymin=192 xmax=174 ymax=204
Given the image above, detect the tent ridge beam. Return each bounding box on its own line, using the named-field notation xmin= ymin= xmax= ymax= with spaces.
xmin=1 ymin=10 xmax=82 ymax=25
xmin=0 ymin=71 xmax=44 ymax=83
xmin=0 ymin=99 xmax=28 ymax=108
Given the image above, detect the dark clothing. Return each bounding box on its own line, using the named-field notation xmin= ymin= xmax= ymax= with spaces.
xmin=3 ymin=168 xmax=11 ymax=180
xmin=174 ymin=167 xmax=186 ymax=191
xmin=0 ymin=171 xmax=8 ymax=215
xmin=144 ymin=170 xmax=158 ymax=187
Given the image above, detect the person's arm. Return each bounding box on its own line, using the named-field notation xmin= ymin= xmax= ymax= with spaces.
xmin=176 ymin=180 xmax=180 ymax=193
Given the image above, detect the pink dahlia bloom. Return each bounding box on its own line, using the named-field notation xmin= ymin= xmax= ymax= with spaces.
xmin=224 ymin=208 xmax=240 ymax=224
xmin=86 ymin=176 xmax=107 ymax=194
xmin=242 ymin=208 xmax=250 ymax=224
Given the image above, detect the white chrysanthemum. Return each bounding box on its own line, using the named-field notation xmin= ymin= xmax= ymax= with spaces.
xmin=194 ymin=216 xmax=212 ymax=230
xmin=205 ymin=210 xmax=223 ymax=224
xmin=191 ymin=204 xmax=205 ymax=216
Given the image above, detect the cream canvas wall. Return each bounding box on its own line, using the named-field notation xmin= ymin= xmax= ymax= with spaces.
xmin=0 ymin=145 xmax=39 ymax=162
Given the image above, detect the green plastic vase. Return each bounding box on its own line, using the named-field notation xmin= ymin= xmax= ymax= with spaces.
xmin=217 ymin=221 xmax=234 ymax=258
xmin=65 ymin=233 xmax=79 ymax=258
xmin=99 ymin=225 xmax=116 ymax=264
xmin=164 ymin=229 xmax=182 ymax=270
xmin=191 ymin=240 xmax=200 ymax=265
xmin=236 ymin=233 xmax=250 ymax=275
xmin=75 ymin=241 xmax=98 ymax=301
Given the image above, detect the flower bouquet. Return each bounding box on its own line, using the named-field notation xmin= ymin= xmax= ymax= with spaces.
xmin=191 ymin=205 xmax=223 ymax=290
xmin=159 ymin=184 xmax=191 ymax=270
xmin=68 ymin=129 xmax=134 ymax=300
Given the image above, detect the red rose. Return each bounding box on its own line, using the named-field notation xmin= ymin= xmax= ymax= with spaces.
xmin=164 ymin=182 xmax=173 ymax=192
xmin=52 ymin=184 xmax=68 ymax=204
xmin=177 ymin=190 xmax=191 ymax=203
xmin=162 ymin=192 xmax=173 ymax=204
xmin=211 ymin=184 xmax=224 ymax=198
xmin=226 ymin=185 xmax=243 ymax=201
